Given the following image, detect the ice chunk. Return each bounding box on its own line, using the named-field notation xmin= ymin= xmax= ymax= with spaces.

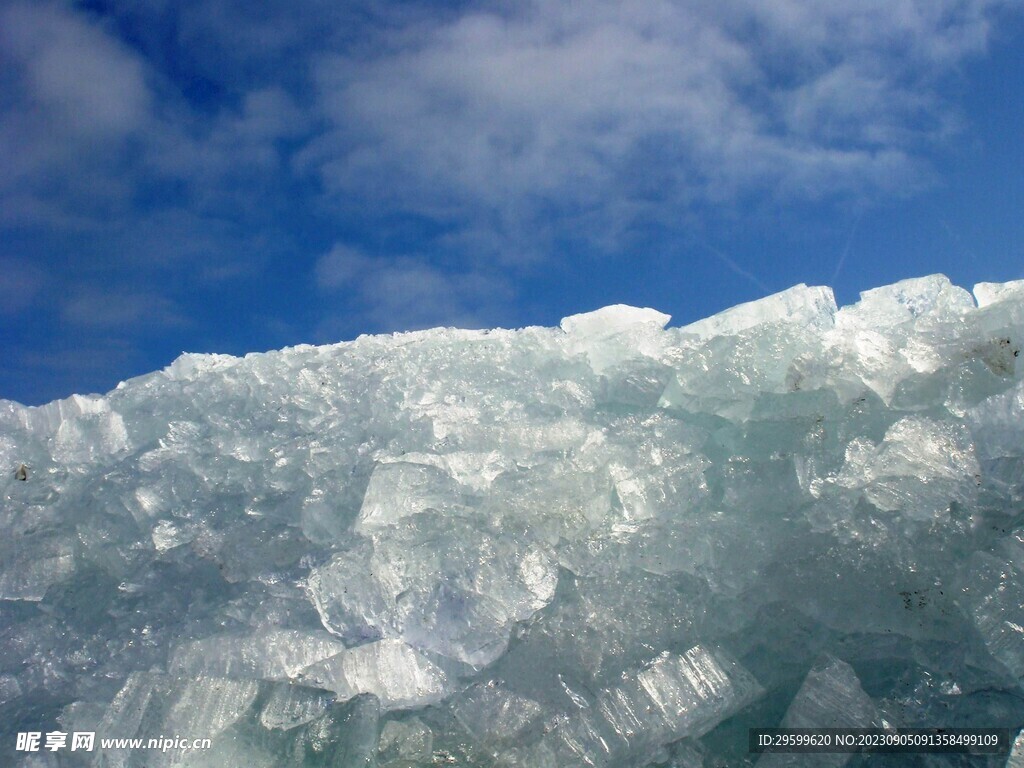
xmin=631 ymin=645 xmax=763 ymax=736
xmin=542 ymin=645 xmax=762 ymax=766
xmin=93 ymin=673 xmax=262 ymax=767
xmin=561 ymin=305 xmax=672 ymax=373
xmin=163 ymin=677 xmax=260 ymax=738
xmin=757 ymin=656 xmax=879 ymax=767
xmin=1008 ymin=729 xmax=1024 ymax=768
xmin=0 ymin=673 xmax=21 ymax=705
xmin=355 ymin=461 xmax=463 ymax=532
xmin=170 ymin=629 xmax=346 ymax=681
xmin=8 ymin=392 xmax=110 ymax=434
xmin=964 ymin=379 xmax=1024 ymax=505
xmin=818 ymin=276 xmax=981 ymax=403
xmin=560 ymin=305 xmax=671 ymax=336
xmin=679 ymin=284 xmax=836 ymax=340
xmin=376 ymin=450 xmax=509 ymax=492
xmin=999 ymin=528 xmax=1024 ymax=572
xmin=294 ymin=693 xmax=380 ymax=767
xmin=378 ymin=718 xmax=433 ymax=768
xmin=821 ymin=416 xmax=979 ymax=521
xmin=661 ymin=288 xmax=838 ymax=420
xmin=482 ymin=450 xmax=619 ymax=541
xmin=52 ymin=407 xmax=130 ymax=464
xmin=163 ymin=352 xmax=242 ymax=380
xmin=451 ymin=680 xmax=546 ymax=748
xmin=0 ymin=532 xmax=75 ymax=600
xmin=974 ymin=280 xmax=1024 ymax=308
xmin=306 ymin=539 xmax=395 ymax=644
xmin=779 ymin=657 xmax=879 ymax=729
xmin=151 ymin=519 xmax=194 ymax=551
xmin=524 ymin=568 xmax=711 ymax=684
xmin=259 ymin=683 xmax=333 ymax=730
xmin=959 ymin=552 xmax=1024 ymax=682
xmin=300 ymin=639 xmax=451 ymax=711
xmin=308 ymin=515 xmax=557 ymax=667
xmin=95 ymin=671 xmax=166 ymax=744
xmin=836 ymin=274 xmax=974 ymax=329
xmin=606 ymin=443 xmax=710 ymax=526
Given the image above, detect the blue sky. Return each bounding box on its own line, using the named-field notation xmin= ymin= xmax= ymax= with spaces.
xmin=1 ymin=0 xmax=1022 ymax=405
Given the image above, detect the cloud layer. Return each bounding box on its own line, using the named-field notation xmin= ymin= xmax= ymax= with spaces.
xmin=309 ymin=0 xmax=1015 ymax=253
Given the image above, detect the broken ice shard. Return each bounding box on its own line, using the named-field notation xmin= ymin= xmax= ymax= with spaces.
xmin=307 ymin=511 xmax=557 ymax=667
xmin=377 ymin=717 xmax=433 ymax=767
xmin=1008 ymin=730 xmax=1024 ymax=768
xmin=757 ymin=656 xmax=879 ymax=768
xmin=4 ymin=274 xmax=1024 ymax=766
xmin=170 ymin=628 xmax=346 ymax=680
xmin=259 ymin=682 xmax=333 ymax=730
xmin=0 ymin=531 xmax=75 ymax=600
xmin=538 ymin=645 xmax=763 ymax=766
xmin=959 ymin=550 xmax=1024 ymax=682
xmin=299 ymin=639 xmax=451 ymax=711
xmin=450 ymin=679 xmax=546 ymax=749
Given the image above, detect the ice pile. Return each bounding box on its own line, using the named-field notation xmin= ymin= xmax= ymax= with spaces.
xmin=3 ymin=274 xmax=1024 ymax=767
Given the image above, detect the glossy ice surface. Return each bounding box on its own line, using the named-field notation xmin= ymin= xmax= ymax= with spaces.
xmin=3 ymin=276 xmax=1024 ymax=766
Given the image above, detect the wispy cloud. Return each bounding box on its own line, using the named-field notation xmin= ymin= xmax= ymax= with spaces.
xmin=0 ymin=2 xmax=154 ymax=228
xmin=0 ymin=2 xmax=151 ymax=137
xmin=0 ymin=257 xmax=44 ymax=315
xmin=61 ymin=290 xmax=188 ymax=331
xmin=4 ymin=0 xmax=1015 ymax=265
xmin=306 ymin=0 xmax=1016 ymax=256
xmin=316 ymin=243 xmax=511 ymax=333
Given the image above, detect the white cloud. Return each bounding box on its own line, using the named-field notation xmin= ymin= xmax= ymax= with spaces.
xmin=0 ymin=2 xmax=315 ymax=237
xmin=306 ymin=0 xmax=1019 ymax=253
xmin=62 ymin=290 xmax=187 ymax=330
xmin=0 ymin=2 xmax=158 ymax=229
xmin=315 ymin=244 xmax=511 ymax=332
xmin=316 ymin=243 xmax=373 ymax=290
xmin=0 ymin=2 xmax=151 ymax=137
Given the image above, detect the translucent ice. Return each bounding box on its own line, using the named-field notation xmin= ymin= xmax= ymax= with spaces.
xmin=307 ymin=514 xmax=557 ymax=667
xmin=377 ymin=717 xmax=433 ymax=767
xmin=678 ymin=284 xmax=836 ymax=341
xmin=259 ymin=683 xmax=333 ymax=730
xmin=169 ymin=628 xmax=346 ymax=680
xmin=818 ymin=416 xmax=979 ymax=521
xmin=779 ymin=657 xmax=879 ymax=729
xmin=538 ymin=645 xmax=762 ymax=766
xmin=959 ymin=551 xmax=1024 ymax=681
xmin=163 ymin=676 xmax=260 ymax=738
xmin=450 ymin=679 xmax=546 ymax=749
xmin=1009 ymin=730 xmax=1024 ymax=768
xmin=561 ymin=304 xmax=673 ymax=373
xmin=4 ymin=274 xmax=1024 ymax=766
xmin=0 ymin=532 xmax=75 ymax=600
xmin=757 ymin=656 xmax=879 ymax=768
xmin=92 ymin=673 xmax=261 ymax=768
xmin=300 ymin=639 xmax=451 ymax=710
xmin=354 ymin=461 xmax=464 ymax=532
